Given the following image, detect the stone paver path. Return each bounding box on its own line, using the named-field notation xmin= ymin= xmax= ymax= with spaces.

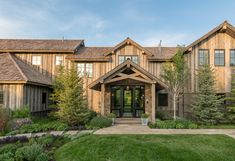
xmin=94 ymin=124 xmax=235 ymax=139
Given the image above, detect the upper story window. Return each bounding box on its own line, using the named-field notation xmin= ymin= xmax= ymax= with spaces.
xmin=214 ymin=49 xmax=225 ymax=66
xmin=0 ymin=91 xmax=4 ymax=105
xmin=198 ymin=49 xmax=209 ymax=65
xmin=118 ymin=55 xmax=138 ymax=64
xmin=230 ymin=49 xmax=235 ymax=66
xmin=77 ymin=63 xmax=93 ymax=77
xmin=55 ymin=56 xmax=63 ymax=66
xmin=32 ymin=55 xmax=41 ymax=66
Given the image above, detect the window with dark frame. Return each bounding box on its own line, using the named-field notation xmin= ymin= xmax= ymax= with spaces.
xmin=214 ymin=50 xmax=225 ymax=66
xmin=158 ymin=93 xmax=168 ymax=106
xmin=118 ymin=55 xmax=139 ymax=64
xmin=198 ymin=49 xmax=209 ymax=66
xmin=0 ymin=91 xmax=3 ymax=104
xmin=230 ymin=49 xmax=235 ymax=66
xmin=77 ymin=63 xmax=93 ymax=78
xmin=42 ymin=92 xmax=47 ymax=104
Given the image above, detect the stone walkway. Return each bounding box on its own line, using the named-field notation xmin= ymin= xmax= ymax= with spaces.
xmin=94 ymin=124 xmax=235 ymax=139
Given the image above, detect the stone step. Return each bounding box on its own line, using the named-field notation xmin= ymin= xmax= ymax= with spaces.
xmin=115 ymin=118 xmax=141 ymax=124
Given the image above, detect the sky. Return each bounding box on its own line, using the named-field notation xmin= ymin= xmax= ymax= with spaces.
xmin=0 ymin=0 xmax=235 ymax=47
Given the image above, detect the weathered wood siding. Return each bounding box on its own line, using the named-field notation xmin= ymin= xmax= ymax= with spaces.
xmin=14 ymin=53 xmax=72 ymax=78
xmin=186 ymin=32 xmax=235 ymax=93
xmin=0 ymin=84 xmax=24 ymax=110
xmin=23 ymin=84 xmax=51 ymax=112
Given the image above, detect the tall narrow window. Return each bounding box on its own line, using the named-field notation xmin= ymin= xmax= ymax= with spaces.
xmin=42 ymin=92 xmax=47 ymax=104
xmin=158 ymin=93 xmax=168 ymax=106
xmin=214 ymin=50 xmax=225 ymax=66
xmin=55 ymin=56 xmax=63 ymax=65
xmin=230 ymin=49 xmax=235 ymax=66
xmin=119 ymin=56 xmax=125 ymax=64
xmin=198 ymin=49 xmax=209 ymax=65
xmin=77 ymin=63 xmax=85 ymax=76
xmin=32 ymin=56 xmax=42 ymax=65
xmin=0 ymin=91 xmax=3 ymax=105
xmin=85 ymin=63 xmax=93 ymax=77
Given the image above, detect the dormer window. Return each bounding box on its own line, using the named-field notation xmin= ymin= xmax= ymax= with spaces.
xmin=118 ymin=55 xmax=138 ymax=64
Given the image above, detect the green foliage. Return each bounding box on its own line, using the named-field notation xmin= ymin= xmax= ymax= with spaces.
xmin=87 ymin=116 xmax=112 ymax=129
xmin=0 ymin=152 xmax=14 ymax=161
xmin=0 ymin=144 xmax=18 ymax=154
xmin=107 ymin=113 xmax=116 ymax=118
xmin=141 ymin=113 xmax=149 ymax=118
xmin=35 ymin=153 xmax=49 ymax=161
xmin=50 ymin=65 xmax=92 ymax=126
xmin=161 ymin=48 xmax=189 ymax=119
xmin=149 ymin=118 xmax=198 ymax=129
xmin=12 ymin=105 xmax=30 ymax=118
xmin=7 ymin=121 xmax=68 ymax=135
xmin=226 ymin=69 xmax=235 ymax=123
xmin=15 ymin=143 xmax=48 ymax=161
xmin=37 ymin=134 xmax=54 ymax=147
xmin=191 ymin=65 xmax=223 ymax=125
xmin=0 ymin=107 xmax=11 ymax=132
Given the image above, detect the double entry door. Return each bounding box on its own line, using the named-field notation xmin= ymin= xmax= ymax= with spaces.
xmin=111 ymin=85 xmax=145 ymax=117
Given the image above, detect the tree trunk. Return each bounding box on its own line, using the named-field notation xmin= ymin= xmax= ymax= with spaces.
xmin=173 ymin=94 xmax=176 ymax=120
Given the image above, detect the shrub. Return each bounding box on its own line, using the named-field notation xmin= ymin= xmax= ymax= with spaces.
xmin=0 ymin=152 xmax=14 ymax=161
xmin=15 ymin=143 xmax=45 ymax=161
xmin=87 ymin=116 xmax=112 ymax=129
xmin=188 ymin=123 xmax=198 ymax=129
xmin=0 ymin=107 xmax=11 ymax=132
xmin=107 ymin=113 xmax=116 ymax=118
xmin=149 ymin=118 xmax=198 ymax=129
xmin=0 ymin=144 xmax=18 ymax=154
xmin=37 ymin=134 xmax=54 ymax=147
xmin=176 ymin=123 xmax=185 ymax=129
xmin=141 ymin=113 xmax=149 ymax=118
xmin=12 ymin=105 xmax=30 ymax=118
xmin=35 ymin=153 xmax=49 ymax=161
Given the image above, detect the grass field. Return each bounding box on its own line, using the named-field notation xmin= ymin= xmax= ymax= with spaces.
xmin=55 ymin=134 xmax=235 ymax=161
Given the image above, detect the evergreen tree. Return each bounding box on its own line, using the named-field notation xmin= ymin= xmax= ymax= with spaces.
xmin=191 ymin=64 xmax=223 ymax=125
xmin=50 ymin=65 xmax=92 ymax=126
xmin=226 ymin=69 xmax=235 ymax=123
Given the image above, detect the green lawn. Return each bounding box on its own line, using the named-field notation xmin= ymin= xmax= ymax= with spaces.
xmin=55 ymin=134 xmax=235 ymax=161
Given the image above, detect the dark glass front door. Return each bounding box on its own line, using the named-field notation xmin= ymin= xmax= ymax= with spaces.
xmin=111 ymin=85 xmax=145 ymax=117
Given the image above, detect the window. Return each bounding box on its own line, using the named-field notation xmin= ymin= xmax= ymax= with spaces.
xmin=55 ymin=56 xmax=63 ymax=65
xmin=42 ymin=92 xmax=47 ymax=104
xmin=158 ymin=93 xmax=168 ymax=106
xmin=0 ymin=91 xmax=3 ymax=104
xmin=198 ymin=49 xmax=209 ymax=65
xmin=230 ymin=50 xmax=235 ymax=66
xmin=77 ymin=63 xmax=93 ymax=77
xmin=214 ymin=50 xmax=225 ymax=66
xmin=32 ymin=56 xmax=41 ymax=65
xmin=118 ymin=55 xmax=139 ymax=64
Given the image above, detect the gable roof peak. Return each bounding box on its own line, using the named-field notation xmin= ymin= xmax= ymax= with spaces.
xmin=103 ymin=37 xmax=153 ymax=56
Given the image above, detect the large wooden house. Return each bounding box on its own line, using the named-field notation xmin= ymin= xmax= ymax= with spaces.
xmin=0 ymin=21 xmax=235 ymax=121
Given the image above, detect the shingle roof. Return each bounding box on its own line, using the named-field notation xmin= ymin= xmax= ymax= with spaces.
xmin=67 ymin=46 xmax=178 ymax=61
xmin=0 ymin=53 xmax=52 ymax=86
xmin=67 ymin=47 xmax=112 ymax=61
xmin=0 ymin=39 xmax=84 ymax=52
xmin=145 ymin=47 xmax=178 ymax=60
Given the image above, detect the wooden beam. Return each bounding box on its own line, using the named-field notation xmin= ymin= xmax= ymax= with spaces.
xmin=101 ymin=83 xmax=105 ymax=115
xmin=151 ymin=83 xmax=156 ymax=122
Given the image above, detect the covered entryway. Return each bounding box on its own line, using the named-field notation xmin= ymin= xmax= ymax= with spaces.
xmin=111 ymin=85 xmax=145 ymax=117
xmin=89 ymin=59 xmax=167 ymax=122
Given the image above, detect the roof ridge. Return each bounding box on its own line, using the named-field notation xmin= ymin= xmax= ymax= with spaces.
xmin=7 ymin=53 xmax=28 ymax=82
